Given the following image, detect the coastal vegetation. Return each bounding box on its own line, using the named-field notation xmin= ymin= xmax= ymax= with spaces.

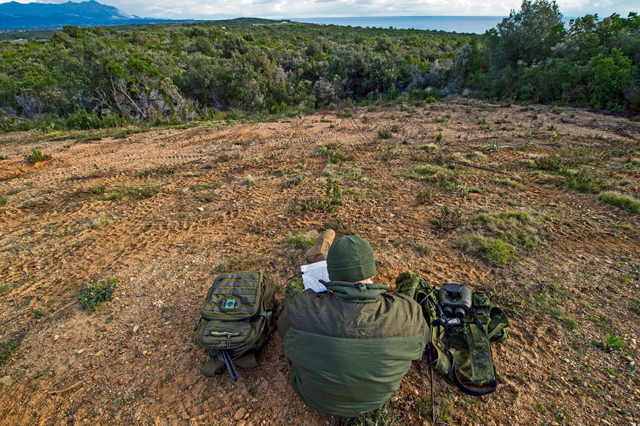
xmin=0 ymin=0 xmax=638 ymax=131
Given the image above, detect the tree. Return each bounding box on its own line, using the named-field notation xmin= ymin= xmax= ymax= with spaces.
xmin=496 ymin=0 xmax=565 ymax=67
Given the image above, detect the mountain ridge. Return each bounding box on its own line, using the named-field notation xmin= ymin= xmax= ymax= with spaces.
xmin=0 ymin=0 xmax=166 ymax=30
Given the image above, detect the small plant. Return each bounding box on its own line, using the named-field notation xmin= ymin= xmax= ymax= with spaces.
xmin=283 ymin=175 xmax=304 ymax=188
xmin=378 ymin=128 xmax=393 ymax=139
xmin=361 ymin=115 xmax=370 ymax=124
xmin=435 ymin=133 xmax=443 ymax=142
xmin=344 ymin=404 xmax=403 ymax=426
xmin=0 ymin=196 xmax=7 ymax=206
xmin=79 ymin=278 xmax=118 ymax=311
xmin=315 ymin=143 xmax=349 ymax=163
xmin=484 ymin=140 xmax=500 ymax=151
xmin=432 ymin=206 xmax=464 ymax=231
xmin=629 ymin=298 xmax=640 ymax=315
xmin=565 ymin=168 xmax=599 ymax=194
xmin=0 ymin=338 xmax=21 ymax=362
xmin=34 ymin=309 xmax=45 ymax=319
xmin=26 ymin=148 xmax=50 ymax=163
xmin=604 ymin=333 xmax=625 ymax=351
xmin=390 ymin=124 xmax=401 ymax=132
xmin=0 ymin=155 xmax=8 ymax=160
xmin=416 ymin=188 xmax=433 ymax=204
xmin=477 ymin=118 xmax=487 ymax=125
xmin=367 ymin=105 xmax=378 ymax=112
xmin=597 ymin=191 xmax=640 ymax=214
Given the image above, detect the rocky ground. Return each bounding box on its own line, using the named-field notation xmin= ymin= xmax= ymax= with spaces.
xmin=0 ymin=98 xmax=639 ymax=425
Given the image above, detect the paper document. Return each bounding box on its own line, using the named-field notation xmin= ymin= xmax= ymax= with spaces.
xmin=300 ymin=261 xmax=329 ymax=292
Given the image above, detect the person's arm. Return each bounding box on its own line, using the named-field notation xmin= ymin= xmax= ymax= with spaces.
xmin=277 ymin=303 xmax=291 ymax=340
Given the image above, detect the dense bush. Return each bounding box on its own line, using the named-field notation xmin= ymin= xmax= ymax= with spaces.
xmin=0 ymin=1 xmax=638 ymax=130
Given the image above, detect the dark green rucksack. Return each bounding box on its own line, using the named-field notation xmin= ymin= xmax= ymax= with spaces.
xmin=395 ymin=271 xmax=510 ymax=396
xmin=195 ymin=271 xmax=277 ymax=381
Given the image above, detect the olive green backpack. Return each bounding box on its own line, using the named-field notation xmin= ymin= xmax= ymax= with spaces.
xmin=395 ymin=271 xmax=510 ymax=396
xmin=195 ymin=271 xmax=276 ymax=381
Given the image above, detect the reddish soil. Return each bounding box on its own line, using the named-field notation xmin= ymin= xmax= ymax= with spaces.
xmin=0 ymin=99 xmax=639 ymax=426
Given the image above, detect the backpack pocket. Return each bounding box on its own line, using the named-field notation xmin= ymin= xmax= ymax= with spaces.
xmin=201 ymin=272 xmax=264 ymax=321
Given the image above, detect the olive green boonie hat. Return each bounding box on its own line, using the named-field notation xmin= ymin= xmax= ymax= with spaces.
xmin=326 ymin=235 xmax=376 ymax=283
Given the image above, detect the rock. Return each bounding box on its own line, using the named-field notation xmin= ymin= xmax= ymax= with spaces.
xmin=0 ymin=376 xmax=12 ymax=386
xmin=198 ymin=207 xmax=204 ymax=212
xmin=237 ymin=422 xmax=246 ymax=426
xmin=76 ymin=349 xmax=84 ymax=354
xmin=234 ymin=408 xmax=246 ymax=421
xmin=53 ymin=335 xmax=59 ymax=341
xmin=391 ymin=396 xmax=398 ymax=402
xmin=551 ymin=422 xmax=559 ymax=426
xmin=133 ymin=325 xmax=140 ymax=333
xmin=623 ymin=356 xmax=633 ymax=362
xmin=142 ymin=351 xmax=148 ymax=356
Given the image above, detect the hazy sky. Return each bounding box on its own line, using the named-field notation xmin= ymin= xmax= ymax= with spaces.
xmin=7 ymin=0 xmax=638 ymax=20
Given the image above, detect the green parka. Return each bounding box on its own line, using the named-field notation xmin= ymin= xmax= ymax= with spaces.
xmin=277 ymin=281 xmax=428 ymax=418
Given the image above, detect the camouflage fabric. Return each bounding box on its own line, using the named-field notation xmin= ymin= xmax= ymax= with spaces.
xmin=398 ymin=270 xmax=511 ymax=395
xmin=284 ymin=277 xmax=305 ymax=306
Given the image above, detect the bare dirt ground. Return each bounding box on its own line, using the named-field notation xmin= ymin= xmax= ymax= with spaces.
xmin=0 ymin=99 xmax=639 ymax=426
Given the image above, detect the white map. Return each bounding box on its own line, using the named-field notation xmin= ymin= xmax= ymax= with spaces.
xmin=300 ymin=260 xmax=329 ymax=292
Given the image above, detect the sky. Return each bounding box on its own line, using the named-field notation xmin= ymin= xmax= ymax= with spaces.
xmin=4 ymin=0 xmax=638 ymax=21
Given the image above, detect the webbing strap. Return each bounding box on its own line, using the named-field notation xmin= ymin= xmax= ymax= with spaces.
xmin=469 ymin=324 xmax=484 ymax=348
xmin=488 ymin=322 xmax=508 ymax=340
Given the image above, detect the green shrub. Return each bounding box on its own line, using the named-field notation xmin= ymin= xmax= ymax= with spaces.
xmin=79 ymin=278 xmax=118 ymax=311
xmin=0 ymin=196 xmax=7 ymax=206
xmin=597 ymin=191 xmax=640 ymax=214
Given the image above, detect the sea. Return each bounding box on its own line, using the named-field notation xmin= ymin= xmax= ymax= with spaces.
xmin=291 ymin=16 xmax=575 ymax=35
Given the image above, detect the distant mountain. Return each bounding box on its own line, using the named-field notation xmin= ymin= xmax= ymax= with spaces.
xmin=0 ymin=0 xmax=167 ymax=30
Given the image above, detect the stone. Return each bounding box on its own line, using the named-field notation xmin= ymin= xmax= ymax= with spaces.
xmin=237 ymin=422 xmax=246 ymax=426
xmin=0 ymin=376 xmax=12 ymax=386
xmin=133 ymin=326 xmax=140 ymax=333
xmin=234 ymin=408 xmax=246 ymax=421
xmin=53 ymin=335 xmax=59 ymax=341
xmin=550 ymin=422 xmax=559 ymax=426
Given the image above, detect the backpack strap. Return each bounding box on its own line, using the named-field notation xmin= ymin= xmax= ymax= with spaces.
xmin=221 ymin=350 xmax=238 ymax=382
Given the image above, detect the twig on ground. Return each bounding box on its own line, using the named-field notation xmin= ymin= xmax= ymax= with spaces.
xmin=48 ymin=381 xmax=83 ymax=395
xmin=179 ymin=377 xmax=201 ymax=392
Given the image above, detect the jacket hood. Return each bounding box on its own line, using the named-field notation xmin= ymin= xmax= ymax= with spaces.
xmin=324 ymin=281 xmax=390 ymax=303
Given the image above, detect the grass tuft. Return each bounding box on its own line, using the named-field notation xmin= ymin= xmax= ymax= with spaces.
xmin=455 ymin=234 xmax=517 ymax=267
xmin=597 ymin=191 xmax=640 ymax=214
xmin=26 ymin=148 xmax=50 ymax=163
